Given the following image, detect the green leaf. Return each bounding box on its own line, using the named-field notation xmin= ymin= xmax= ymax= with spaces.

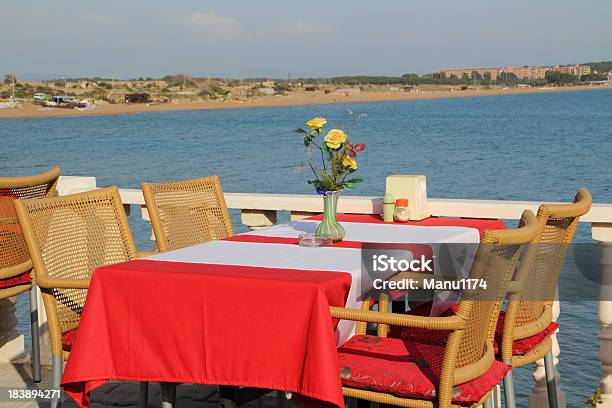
xmin=346 ymin=177 xmax=364 ymax=184
xmin=294 ymin=128 xmax=307 ymax=134
xmin=343 ymin=182 xmax=356 ymax=189
xmin=307 ymin=180 xmax=322 ymax=188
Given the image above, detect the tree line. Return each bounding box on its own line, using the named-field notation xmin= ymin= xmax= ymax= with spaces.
xmin=306 ymin=70 xmax=608 ymax=87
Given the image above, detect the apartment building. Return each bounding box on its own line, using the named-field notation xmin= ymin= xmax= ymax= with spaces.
xmin=433 ymin=64 xmax=591 ymax=80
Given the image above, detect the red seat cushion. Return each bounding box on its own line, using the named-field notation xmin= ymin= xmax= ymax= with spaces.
xmin=388 ymin=302 xmax=558 ymax=356
xmin=0 ymin=191 xmax=31 ymax=289
xmin=338 ymin=335 xmax=510 ymax=405
xmin=501 ymin=318 xmax=558 ymax=356
xmin=0 ymin=192 xmax=18 ymax=219
xmin=0 ymin=272 xmax=32 ymax=289
xmin=62 ymin=329 xmax=78 ymax=352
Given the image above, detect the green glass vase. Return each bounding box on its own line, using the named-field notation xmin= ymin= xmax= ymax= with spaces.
xmin=316 ymin=190 xmax=345 ymax=242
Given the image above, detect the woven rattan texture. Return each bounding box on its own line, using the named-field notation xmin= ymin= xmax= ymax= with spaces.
xmin=142 ymin=176 xmax=233 ymax=252
xmin=0 ymin=167 xmax=60 ymax=281
xmin=15 ymin=186 xmax=137 ymax=355
xmin=332 ymin=210 xmax=539 ymax=408
xmin=453 ymin=225 xmax=526 ymax=372
xmin=502 ymin=188 xmax=592 ymax=364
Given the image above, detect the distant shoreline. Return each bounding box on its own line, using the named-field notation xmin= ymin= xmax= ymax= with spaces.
xmin=0 ymin=85 xmax=608 ymax=120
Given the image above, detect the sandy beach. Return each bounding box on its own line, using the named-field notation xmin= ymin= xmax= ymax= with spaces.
xmin=0 ymin=85 xmax=606 ymax=119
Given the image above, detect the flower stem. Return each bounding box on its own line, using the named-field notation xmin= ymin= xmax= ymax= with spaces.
xmin=310 ymin=140 xmax=327 ymax=172
xmin=320 ymin=148 xmax=327 ymax=171
xmin=308 ymin=160 xmax=321 ymax=183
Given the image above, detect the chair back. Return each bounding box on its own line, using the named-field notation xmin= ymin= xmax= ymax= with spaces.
xmin=142 ymin=176 xmax=234 ymax=252
xmin=444 ymin=210 xmax=539 ymax=386
xmin=15 ymin=186 xmax=138 ymax=347
xmin=0 ymin=167 xmax=61 ymax=279
xmin=502 ymin=188 xmax=592 ymax=357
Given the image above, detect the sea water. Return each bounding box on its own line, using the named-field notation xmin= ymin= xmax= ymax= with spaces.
xmin=2 ymin=88 xmax=611 ymax=406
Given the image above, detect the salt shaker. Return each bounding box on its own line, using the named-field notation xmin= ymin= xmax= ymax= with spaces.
xmin=394 ymin=198 xmax=411 ymax=222
xmin=383 ymin=193 xmax=395 ymax=222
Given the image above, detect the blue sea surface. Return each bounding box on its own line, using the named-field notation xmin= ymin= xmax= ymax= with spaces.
xmin=2 ymin=88 xmax=611 ymax=407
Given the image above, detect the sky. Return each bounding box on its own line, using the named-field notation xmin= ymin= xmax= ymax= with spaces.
xmin=2 ymin=0 xmax=611 ymax=79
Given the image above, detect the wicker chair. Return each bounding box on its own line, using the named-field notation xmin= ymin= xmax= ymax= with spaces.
xmin=386 ymin=189 xmax=593 ymax=408
xmin=142 ymin=176 xmax=234 ymax=252
xmin=0 ymin=166 xmax=61 ymax=383
xmin=329 ymin=210 xmax=539 ymax=408
xmin=14 ymin=186 xmax=148 ymax=408
xmin=500 ymin=188 xmax=592 ymax=408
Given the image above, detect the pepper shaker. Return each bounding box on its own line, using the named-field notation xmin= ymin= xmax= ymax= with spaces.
xmin=383 ymin=193 xmax=395 ymax=222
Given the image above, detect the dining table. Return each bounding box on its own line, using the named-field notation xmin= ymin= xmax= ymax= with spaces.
xmin=61 ymin=214 xmax=504 ymax=408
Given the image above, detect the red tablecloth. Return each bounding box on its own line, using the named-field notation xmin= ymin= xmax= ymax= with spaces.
xmin=306 ymin=213 xmax=505 ymax=237
xmin=62 ymin=260 xmax=351 ymax=408
xmin=62 ymin=214 xmax=504 ymax=408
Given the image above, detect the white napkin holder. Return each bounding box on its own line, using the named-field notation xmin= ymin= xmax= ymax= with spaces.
xmin=385 ymin=175 xmax=431 ymax=221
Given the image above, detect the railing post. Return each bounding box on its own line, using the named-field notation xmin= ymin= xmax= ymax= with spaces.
xmin=141 ymin=205 xmax=157 ymax=243
xmin=240 ymin=209 xmax=277 ymax=230
xmin=528 ymin=292 xmax=565 ymax=408
xmin=593 ymin=223 xmax=612 ymax=407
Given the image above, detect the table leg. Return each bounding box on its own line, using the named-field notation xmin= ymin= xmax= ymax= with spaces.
xmin=276 ymin=390 xmax=287 ymax=408
xmin=139 ymin=382 xmax=149 ymax=408
xmin=160 ymin=383 xmax=175 ymax=408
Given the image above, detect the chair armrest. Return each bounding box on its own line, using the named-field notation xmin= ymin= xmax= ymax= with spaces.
xmin=0 ymin=260 xmax=32 ymax=279
xmin=329 ymin=306 xmax=466 ymax=331
xmin=36 ymin=276 xmax=90 ymax=290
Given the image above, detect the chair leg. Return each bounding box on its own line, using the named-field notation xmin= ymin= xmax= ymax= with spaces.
xmin=29 ymin=287 xmax=41 ymax=383
xmin=51 ymin=354 xmax=62 ymax=408
xmin=483 ymin=394 xmax=494 ymax=408
xmin=503 ymin=363 xmax=517 ymax=408
xmin=138 ymin=382 xmax=149 ymax=408
xmin=160 ymin=383 xmax=175 ymax=408
xmin=544 ymin=351 xmax=559 ymax=408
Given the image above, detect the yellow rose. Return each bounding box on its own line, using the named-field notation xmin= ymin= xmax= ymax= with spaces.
xmin=324 ymin=129 xmax=347 ymax=149
xmin=342 ymin=156 xmax=358 ymax=170
xmin=306 ymin=117 xmax=327 ymax=130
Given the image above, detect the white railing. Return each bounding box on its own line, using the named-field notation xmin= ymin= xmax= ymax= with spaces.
xmin=58 ymin=176 xmax=612 ymax=407
xmin=3 ymin=176 xmax=612 ymax=407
